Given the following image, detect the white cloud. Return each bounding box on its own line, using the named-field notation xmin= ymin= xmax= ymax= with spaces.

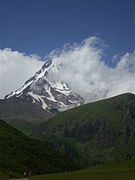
xmin=0 ymin=37 xmax=135 ymax=103
xmin=0 ymin=48 xmax=43 ymax=98
xmin=46 ymin=36 xmax=135 ymax=102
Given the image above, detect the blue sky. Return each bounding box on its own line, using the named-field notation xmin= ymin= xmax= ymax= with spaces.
xmin=0 ymin=0 xmax=135 ymax=65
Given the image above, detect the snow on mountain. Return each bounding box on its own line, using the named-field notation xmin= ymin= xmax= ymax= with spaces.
xmin=6 ymin=59 xmax=84 ymax=112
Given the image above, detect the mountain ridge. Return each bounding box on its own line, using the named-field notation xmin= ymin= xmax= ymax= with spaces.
xmin=5 ymin=60 xmax=84 ymax=112
xmin=0 ymin=119 xmax=78 ymax=177
xmin=32 ymin=93 xmax=135 ymax=167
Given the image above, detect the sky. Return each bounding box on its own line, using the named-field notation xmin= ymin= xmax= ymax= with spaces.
xmin=0 ymin=0 xmax=135 ymax=98
xmin=0 ymin=0 xmax=135 ymax=60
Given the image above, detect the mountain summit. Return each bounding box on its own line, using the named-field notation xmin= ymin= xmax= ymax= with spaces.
xmin=6 ymin=59 xmax=84 ymax=112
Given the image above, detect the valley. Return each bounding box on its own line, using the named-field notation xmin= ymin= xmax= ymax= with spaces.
xmin=30 ymin=158 xmax=135 ymax=180
xmin=0 ymin=120 xmax=78 ymax=178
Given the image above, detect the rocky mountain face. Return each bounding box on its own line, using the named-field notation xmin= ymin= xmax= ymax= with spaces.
xmin=0 ymin=98 xmax=52 ymax=134
xmin=6 ymin=59 xmax=84 ymax=113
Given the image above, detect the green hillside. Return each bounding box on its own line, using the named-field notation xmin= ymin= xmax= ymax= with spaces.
xmin=33 ymin=93 xmax=135 ymax=167
xmin=0 ymin=119 xmax=78 ymax=178
xmin=0 ymin=98 xmax=53 ymax=134
xmin=30 ymin=158 xmax=135 ymax=180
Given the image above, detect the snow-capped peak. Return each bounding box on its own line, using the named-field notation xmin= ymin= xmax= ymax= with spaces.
xmin=6 ymin=60 xmax=52 ymax=99
xmin=6 ymin=59 xmax=84 ymax=112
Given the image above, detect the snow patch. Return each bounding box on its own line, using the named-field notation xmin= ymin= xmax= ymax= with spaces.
xmin=35 ymin=65 xmax=51 ymax=81
xmin=28 ymin=92 xmax=47 ymax=110
xmin=6 ymin=80 xmax=33 ymax=98
xmin=58 ymin=102 xmax=75 ymax=111
xmin=6 ymin=61 xmax=52 ymax=99
xmin=44 ymin=85 xmax=57 ymax=102
xmin=50 ymin=82 xmax=71 ymax=96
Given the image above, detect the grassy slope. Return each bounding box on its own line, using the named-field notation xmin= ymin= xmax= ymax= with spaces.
xmin=34 ymin=93 xmax=135 ymax=166
xmin=41 ymin=93 xmax=133 ymax=132
xmin=0 ymin=120 xmax=78 ymax=178
xmin=30 ymin=158 xmax=135 ymax=180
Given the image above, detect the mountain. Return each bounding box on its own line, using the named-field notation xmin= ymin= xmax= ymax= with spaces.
xmin=32 ymin=93 xmax=135 ymax=167
xmin=0 ymin=119 xmax=78 ymax=178
xmin=6 ymin=59 xmax=84 ymax=112
xmin=0 ymin=98 xmax=52 ymax=134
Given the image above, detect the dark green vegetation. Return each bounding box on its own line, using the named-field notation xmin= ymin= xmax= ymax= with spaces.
xmin=30 ymin=158 xmax=135 ymax=180
xmin=0 ymin=120 xmax=78 ymax=178
xmin=0 ymin=98 xmax=52 ymax=134
xmin=1 ymin=93 xmax=135 ymax=179
xmin=33 ymin=93 xmax=135 ymax=167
